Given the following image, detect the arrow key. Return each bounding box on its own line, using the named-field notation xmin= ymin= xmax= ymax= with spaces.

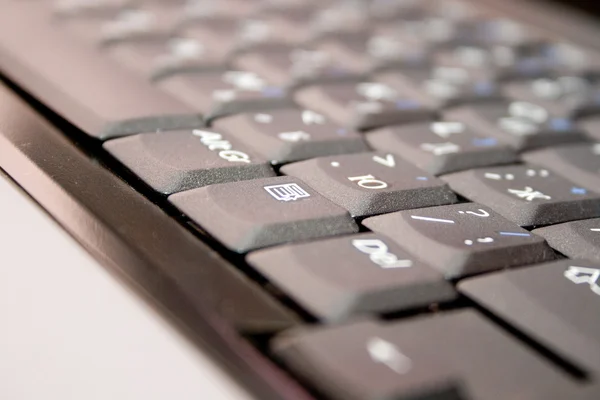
xmin=460 ymin=259 xmax=600 ymax=374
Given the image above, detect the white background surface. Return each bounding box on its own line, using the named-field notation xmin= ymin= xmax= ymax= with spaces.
xmin=0 ymin=173 xmax=253 ymax=400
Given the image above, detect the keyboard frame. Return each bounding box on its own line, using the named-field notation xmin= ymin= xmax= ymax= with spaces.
xmin=1 ymin=1 xmax=600 ymax=399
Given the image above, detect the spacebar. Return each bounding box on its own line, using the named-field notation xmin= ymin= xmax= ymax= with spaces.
xmin=0 ymin=2 xmax=203 ymax=140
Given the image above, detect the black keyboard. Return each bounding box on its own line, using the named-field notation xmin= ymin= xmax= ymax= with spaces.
xmin=1 ymin=0 xmax=600 ymax=399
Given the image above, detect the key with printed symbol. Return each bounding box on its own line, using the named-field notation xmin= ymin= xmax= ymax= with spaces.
xmin=523 ymin=143 xmax=600 ymax=191
xmin=247 ymin=233 xmax=456 ymax=321
xmin=367 ymin=121 xmax=518 ymax=175
xmin=273 ymin=310 xmax=580 ymax=400
xmin=233 ymin=43 xmax=368 ymax=90
xmin=53 ymin=0 xmax=133 ymax=19
xmin=231 ymin=17 xmax=308 ymax=53
xmin=168 ymin=176 xmax=358 ymax=253
xmin=444 ymin=101 xmax=587 ymax=152
xmin=375 ymin=67 xmax=503 ymax=109
xmin=504 ymin=75 xmax=600 ymax=120
xmin=533 ymin=218 xmax=600 ymax=263
xmin=104 ymin=129 xmax=275 ymax=195
xmin=159 ymin=69 xmax=294 ymax=121
xmin=295 ymin=80 xmax=437 ymax=132
xmin=69 ymin=5 xmax=182 ymax=46
xmin=214 ymin=109 xmax=368 ymax=164
xmin=108 ymin=35 xmax=230 ymax=81
xmin=444 ymin=165 xmax=600 ymax=226
xmin=281 ymin=152 xmax=457 ymax=218
xmin=460 ymin=259 xmax=600 ymax=374
xmin=362 ymin=203 xmax=555 ymax=278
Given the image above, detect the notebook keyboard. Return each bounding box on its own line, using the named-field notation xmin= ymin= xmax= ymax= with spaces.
xmin=2 ymin=0 xmax=600 ymax=399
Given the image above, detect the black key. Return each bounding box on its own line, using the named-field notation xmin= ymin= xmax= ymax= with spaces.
xmin=159 ymin=69 xmax=294 ymax=121
xmin=452 ymin=17 xmax=541 ymax=48
xmin=54 ymin=0 xmax=133 ymax=18
xmin=178 ymin=0 xmax=258 ymax=26
xmin=214 ymin=109 xmax=368 ymax=164
xmin=104 ymin=128 xmax=275 ymax=194
xmin=533 ymin=218 xmax=600 ymax=262
xmin=282 ymin=152 xmax=457 ymax=218
xmin=295 ymin=80 xmax=437 ymax=132
xmin=444 ymin=165 xmax=600 ymax=226
xmin=307 ymin=2 xmax=372 ymax=42
xmin=445 ymin=101 xmax=587 ymax=151
xmin=361 ymin=33 xmax=432 ymax=72
xmin=0 ymin=5 xmax=204 ymax=140
xmin=460 ymin=259 xmax=600 ymax=374
xmin=108 ymin=35 xmax=229 ymax=81
xmin=367 ymin=121 xmax=517 ymax=175
xmin=273 ymin=310 xmax=580 ymax=400
xmin=247 ymin=233 xmax=456 ymax=321
xmin=580 ymin=116 xmax=600 ymax=142
xmin=363 ymin=203 xmax=554 ymax=278
xmin=523 ymin=143 xmax=600 ymax=190
xmin=88 ymin=5 xmax=182 ymax=45
xmin=233 ymin=43 xmax=368 ymax=89
xmin=374 ymin=68 xmax=503 ymax=109
xmin=504 ymin=75 xmax=600 ymax=119
xmin=231 ymin=17 xmax=308 ymax=53
xmin=168 ymin=176 xmax=358 ymax=253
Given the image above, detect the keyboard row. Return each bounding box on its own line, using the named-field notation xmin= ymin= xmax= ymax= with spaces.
xmin=33 ymin=0 xmax=600 ymax=142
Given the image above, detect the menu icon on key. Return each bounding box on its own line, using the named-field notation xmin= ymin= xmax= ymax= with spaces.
xmin=264 ymin=183 xmax=311 ymax=202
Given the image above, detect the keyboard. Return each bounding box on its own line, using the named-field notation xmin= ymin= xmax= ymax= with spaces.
xmin=1 ymin=0 xmax=600 ymax=399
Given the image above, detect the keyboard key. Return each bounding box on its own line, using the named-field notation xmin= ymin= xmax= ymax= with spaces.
xmin=452 ymin=17 xmax=540 ymax=48
xmin=282 ymin=152 xmax=457 ymax=218
xmin=504 ymin=75 xmax=600 ymax=119
xmin=273 ymin=310 xmax=579 ymax=400
xmin=233 ymin=44 xmax=368 ymax=89
xmin=104 ymin=129 xmax=275 ymax=194
xmin=363 ymin=203 xmax=554 ymax=278
xmin=523 ymin=143 xmax=600 ymax=191
xmin=54 ymin=0 xmax=132 ymax=18
xmin=367 ymin=121 xmax=518 ymax=175
xmin=214 ymin=109 xmax=368 ymax=164
xmin=169 ymin=176 xmax=358 ymax=253
xmin=0 ymin=5 xmax=204 ymax=140
xmin=307 ymin=2 xmax=372 ymax=42
xmin=375 ymin=67 xmax=502 ymax=109
xmin=580 ymin=116 xmax=600 ymax=142
xmin=232 ymin=17 xmax=308 ymax=53
xmin=108 ymin=35 xmax=229 ymax=81
xmin=445 ymin=101 xmax=587 ymax=151
xmin=295 ymin=81 xmax=437 ymax=132
xmin=96 ymin=5 xmax=182 ymax=45
xmin=445 ymin=165 xmax=600 ymax=226
xmin=247 ymin=233 xmax=456 ymax=321
xmin=460 ymin=259 xmax=600 ymax=374
xmin=159 ymin=69 xmax=294 ymax=121
xmin=533 ymin=218 xmax=600 ymax=262
xmin=177 ymin=0 xmax=258 ymax=26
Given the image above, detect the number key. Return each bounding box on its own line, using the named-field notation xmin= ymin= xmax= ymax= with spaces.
xmin=295 ymin=80 xmax=436 ymax=132
xmin=214 ymin=109 xmax=368 ymax=164
xmin=367 ymin=121 xmax=518 ymax=175
xmin=281 ymin=152 xmax=457 ymax=217
xmin=445 ymin=100 xmax=587 ymax=151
